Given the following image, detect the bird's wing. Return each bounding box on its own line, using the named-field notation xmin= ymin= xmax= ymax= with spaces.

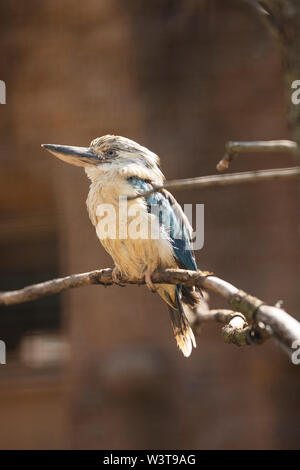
xmin=127 ymin=177 xmax=197 ymax=271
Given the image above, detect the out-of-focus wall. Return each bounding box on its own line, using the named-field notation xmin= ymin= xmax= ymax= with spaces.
xmin=0 ymin=0 xmax=299 ymax=449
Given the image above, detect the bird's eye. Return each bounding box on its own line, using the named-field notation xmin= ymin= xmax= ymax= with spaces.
xmin=107 ymin=149 xmax=116 ymax=158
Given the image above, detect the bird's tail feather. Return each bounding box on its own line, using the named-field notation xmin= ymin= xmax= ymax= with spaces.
xmin=168 ymin=305 xmax=196 ymax=357
xmin=157 ymin=284 xmax=197 ymax=357
xmin=168 ymin=287 xmax=196 ymax=357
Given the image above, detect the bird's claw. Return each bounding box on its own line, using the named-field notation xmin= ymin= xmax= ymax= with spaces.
xmin=142 ymin=268 xmax=157 ymax=293
xmin=112 ymin=267 xmax=126 ymax=287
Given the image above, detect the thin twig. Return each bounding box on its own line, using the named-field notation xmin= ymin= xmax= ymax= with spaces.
xmin=217 ymin=140 xmax=297 ymax=171
xmin=128 ymin=166 xmax=300 ymax=200
xmin=193 ymin=308 xmax=244 ymax=325
xmin=0 ymin=268 xmax=299 ymax=360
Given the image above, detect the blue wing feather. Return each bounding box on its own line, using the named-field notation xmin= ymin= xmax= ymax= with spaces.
xmin=127 ymin=177 xmax=197 ymax=271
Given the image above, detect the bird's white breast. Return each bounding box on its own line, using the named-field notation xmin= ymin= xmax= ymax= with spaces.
xmin=86 ymin=168 xmax=176 ymax=278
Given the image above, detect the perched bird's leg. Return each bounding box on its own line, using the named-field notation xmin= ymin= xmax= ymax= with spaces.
xmin=142 ymin=266 xmax=157 ymax=293
xmin=112 ymin=266 xmax=126 ymax=287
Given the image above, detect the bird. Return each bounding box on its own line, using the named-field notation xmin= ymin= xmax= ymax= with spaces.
xmin=42 ymin=135 xmax=201 ymax=357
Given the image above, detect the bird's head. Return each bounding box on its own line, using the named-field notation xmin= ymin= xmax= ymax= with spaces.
xmin=42 ymin=135 xmax=163 ymax=183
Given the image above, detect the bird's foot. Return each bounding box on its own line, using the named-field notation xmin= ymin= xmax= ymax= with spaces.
xmin=142 ymin=267 xmax=157 ymax=293
xmin=112 ymin=266 xmax=126 ymax=287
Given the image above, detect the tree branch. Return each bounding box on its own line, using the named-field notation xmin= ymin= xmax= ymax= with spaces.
xmin=129 ymin=166 xmax=300 ymax=200
xmin=216 ymin=140 xmax=297 ymax=171
xmin=1 ymin=268 xmax=299 ymax=361
xmin=193 ymin=308 xmax=271 ymax=346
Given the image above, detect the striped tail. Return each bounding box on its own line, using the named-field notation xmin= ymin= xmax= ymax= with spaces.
xmin=168 ymin=287 xmax=196 ymax=357
xmin=157 ymin=284 xmax=197 ymax=357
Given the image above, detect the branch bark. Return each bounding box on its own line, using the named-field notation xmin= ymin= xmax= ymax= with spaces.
xmin=193 ymin=309 xmax=271 ymax=346
xmin=217 ymin=140 xmax=297 ymax=171
xmin=1 ymin=268 xmax=299 ymax=361
xmin=129 ymin=166 xmax=300 ymax=200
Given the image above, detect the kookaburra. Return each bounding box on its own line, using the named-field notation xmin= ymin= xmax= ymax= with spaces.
xmin=43 ymin=135 xmax=201 ymax=357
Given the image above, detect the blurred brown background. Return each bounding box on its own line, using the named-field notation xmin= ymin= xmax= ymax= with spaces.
xmin=0 ymin=0 xmax=299 ymax=450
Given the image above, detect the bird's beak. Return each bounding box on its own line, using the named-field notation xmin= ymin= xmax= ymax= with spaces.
xmin=42 ymin=144 xmax=100 ymax=167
